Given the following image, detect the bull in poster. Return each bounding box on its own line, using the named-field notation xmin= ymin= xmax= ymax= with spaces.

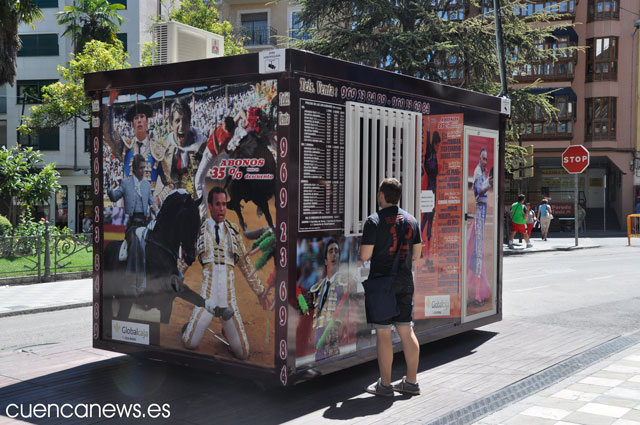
xmin=101 ymin=81 xmax=278 ymax=365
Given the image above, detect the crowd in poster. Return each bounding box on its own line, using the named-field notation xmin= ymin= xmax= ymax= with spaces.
xmin=414 ymin=114 xmax=464 ymax=320
xmin=101 ymin=81 xmax=278 ymax=366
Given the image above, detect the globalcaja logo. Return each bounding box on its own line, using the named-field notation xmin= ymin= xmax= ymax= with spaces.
xmin=425 ymin=295 xmax=451 ymax=317
xmin=111 ymin=320 xmax=150 ymax=345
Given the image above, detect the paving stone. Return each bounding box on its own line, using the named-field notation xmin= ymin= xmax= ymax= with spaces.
xmin=605 ymin=388 xmax=640 ymax=401
xmin=582 ymin=378 xmax=626 ymax=388
xmin=563 ymin=411 xmax=616 ymax=425
xmin=552 ymin=389 xmax=600 ymax=402
xmin=622 ymin=409 xmax=640 ymax=422
xmin=595 ymin=396 xmax=640 ymax=409
xmin=568 ymin=383 xmax=612 ymax=394
xmin=520 ymin=406 xmax=571 ymax=420
xmin=611 ymin=419 xmax=640 ymax=425
xmin=579 ymin=403 xmax=631 ymax=418
xmin=503 ymin=414 xmax=556 ymax=425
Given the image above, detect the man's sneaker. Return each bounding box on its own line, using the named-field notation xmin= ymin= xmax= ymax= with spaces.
xmin=507 ymin=242 xmax=514 ymax=249
xmin=392 ymin=377 xmax=421 ymax=395
xmin=526 ymin=242 xmax=534 ymax=248
xmin=365 ymin=378 xmax=394 ymax=397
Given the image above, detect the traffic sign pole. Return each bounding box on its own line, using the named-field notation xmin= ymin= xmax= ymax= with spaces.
xmin=561 ymin=145 xmax=590 ymax=247
xmin=574 ymin=174 xmax=578 ymax=247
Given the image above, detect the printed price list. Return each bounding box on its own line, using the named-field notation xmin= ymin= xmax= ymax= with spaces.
xmin=299 ymin=99 xmax=345 ymax=232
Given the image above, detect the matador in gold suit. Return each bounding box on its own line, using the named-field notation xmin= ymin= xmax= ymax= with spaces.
xmin=182 ymin=214 xmax=270 ymax=360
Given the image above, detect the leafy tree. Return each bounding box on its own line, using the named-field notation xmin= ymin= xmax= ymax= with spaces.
xmin=18 ymin=40 xmax=129 ymax=133
xmin=165 ymin=0 xmax=246 ymax=56
xmin=296 ymin=0 xmax=577 ymax=172
xmin=55 ymin=0 xmax=125 ymax=53
xmin=0 ymin=146 xmax=60 ymax=225
xmin=0 ymin=0 xmax=42 ymax=86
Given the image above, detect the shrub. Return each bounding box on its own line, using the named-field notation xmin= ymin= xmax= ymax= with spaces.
xmin=0 ymin=215 xmax=11 ymax=236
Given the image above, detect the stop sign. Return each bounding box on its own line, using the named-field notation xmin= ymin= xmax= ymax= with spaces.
xmin=562 ymin=145 xmax=590 ymax=174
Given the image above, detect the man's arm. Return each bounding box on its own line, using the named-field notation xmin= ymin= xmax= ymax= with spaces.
xmin=107 ymin=181 xmax=124 ymax=203
xmin=359 ymin=245 xmax=373 ymax=262
xmin=413 ymin=243 xmax=421 ymax=261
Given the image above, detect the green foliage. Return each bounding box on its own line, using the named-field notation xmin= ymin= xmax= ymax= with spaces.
xmin=163 ymin=0 xmax=247 ymax=56
xmin=296 ymin=0 xmax=580 ymax=170
xmin=0 ymin=146 xmax=60 ymax=225
xmin=0 ymin=214 xmax=12 ymax=236
xmin=55 ymin=0 xmax=125 ymax=53
xmin=0 ymin=1 xmax=43 ymax=85
xmin=18 ymin=40 xmax=129 ymax=133
xmin=140 ymin=41 xmax=153 ymax=67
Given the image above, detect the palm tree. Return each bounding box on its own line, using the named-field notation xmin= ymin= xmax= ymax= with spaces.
xmin=56 ymin=0 xmax=125 ymax=53
xmin=0 ymin=1 xmax=43 ymax=86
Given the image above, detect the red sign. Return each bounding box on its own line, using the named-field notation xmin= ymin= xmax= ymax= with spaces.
xmin=562 ymin=145 xmax=590 ymax=174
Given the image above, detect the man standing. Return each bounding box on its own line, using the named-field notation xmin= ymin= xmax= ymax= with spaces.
xmin=107 ymin=154 xmax=156 ymax=230
xmin=181 ymin=187 xmax=273 ymax=360
xmin=468 ymin=147 xmax=493 ymax=305
xmin=508 ymin=194 xmax=533 ymax=249
xmin=308 ymin=239 xmax=357 ymax=362
xmin=121 ymin=103 xmax=166 ymax=195
xmin=360 ymin=178 xmax=422 ymax=397
xmin=162 ymin=99 xmax=206 ymax=196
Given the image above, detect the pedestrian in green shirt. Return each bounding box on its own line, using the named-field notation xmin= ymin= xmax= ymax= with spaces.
xmin=508 ymin=194 xmax=533 ymax=249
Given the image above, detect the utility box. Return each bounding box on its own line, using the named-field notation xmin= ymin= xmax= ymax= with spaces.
xmin=152 ymin=21 xmax=224 ymax=65
xmin=85 ymin=49 xmax=506 ymax=386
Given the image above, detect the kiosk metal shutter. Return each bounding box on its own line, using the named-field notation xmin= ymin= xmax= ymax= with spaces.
xmin=344 ymin=102 xmax=422 ymax=236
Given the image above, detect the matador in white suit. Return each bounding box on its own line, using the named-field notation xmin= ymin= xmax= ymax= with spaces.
xmin=182 ymin=186 xmax=272 ymax=360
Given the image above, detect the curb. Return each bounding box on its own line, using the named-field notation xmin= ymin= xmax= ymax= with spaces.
xmin=503 ymin=244 xmax=600 ymax=256
xmin=0 ymin=302 xmax=92 ymax=319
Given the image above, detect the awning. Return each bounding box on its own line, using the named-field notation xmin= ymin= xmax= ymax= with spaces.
xmin=527 ymin=87 xmax=577 ymax=101
xmin=545 ymin=26 xmax=579 ymax=43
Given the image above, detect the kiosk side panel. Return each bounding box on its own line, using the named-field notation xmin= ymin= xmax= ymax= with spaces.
xmin=286 ymin=69 xmax=502 ymax=382
xmin=96 ymin=76 xmax=280 ymax=374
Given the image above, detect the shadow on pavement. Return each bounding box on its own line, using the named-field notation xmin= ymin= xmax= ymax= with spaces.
xmin=0 ymin=330 xmax=497 ymax=424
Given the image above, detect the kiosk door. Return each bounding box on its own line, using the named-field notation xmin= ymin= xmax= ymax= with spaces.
xmin=461 ymin=127 xmax=499 ymax=323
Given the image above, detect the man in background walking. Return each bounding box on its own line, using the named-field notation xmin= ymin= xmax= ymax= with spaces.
xmin=360 ymin=178 xmax=422 ymax=397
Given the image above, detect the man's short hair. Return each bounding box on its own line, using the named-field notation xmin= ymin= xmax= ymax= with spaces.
xmin=518 ymin=193 xmax=526 ymax=202
xmin=170 ymin=99 xmax=192 ymax=122
xmin=379 ymin=178 xmax=402 ymax=205
xmin=323 ymin=239 xmax=339 ymax=261
xmin=480 ymin=147 xmax=487 ymax=156
xmin=132 ymin=153 xmax=145 ymax=170
xmin=207 ymin=186 xmax=227 ymax=205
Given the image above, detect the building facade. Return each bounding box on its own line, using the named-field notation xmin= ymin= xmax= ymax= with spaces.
xmin=215 ymin=0 xmax=304 ymax=52
xmin=509 ymin=0 xmax=640 ymax=229
xmin=0 ymin=0 xmax=158 ymax=232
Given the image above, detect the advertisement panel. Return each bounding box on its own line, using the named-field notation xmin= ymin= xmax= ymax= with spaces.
xmin=101 ymin=81 xmax=277 ymax=366
xmin=465 ymin=132 xmax=497 ymax=318
xmin=414 ymin=114 xmax=464 ymax=320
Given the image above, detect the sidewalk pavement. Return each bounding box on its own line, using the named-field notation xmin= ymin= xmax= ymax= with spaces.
xmin=474 ymin=340 xmax=640 ymax=425
xmin=0 ymin=278 xmax=92 ymax=318
xmin=503 ymin=236 xmax=600 ymax=256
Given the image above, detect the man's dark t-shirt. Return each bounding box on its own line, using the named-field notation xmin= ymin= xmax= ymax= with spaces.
xmin=361 ymin=206 xmax=421 ymax=288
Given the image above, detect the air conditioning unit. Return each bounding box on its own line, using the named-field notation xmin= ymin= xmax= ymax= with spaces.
xmin=152 ymin=21 xmax=225 ymax=65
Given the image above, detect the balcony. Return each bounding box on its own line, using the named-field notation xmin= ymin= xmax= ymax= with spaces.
xmin=514 ymin=54 xmax=577 ymax=83
xmin=236 ymin=26 xmax=277 ymax=47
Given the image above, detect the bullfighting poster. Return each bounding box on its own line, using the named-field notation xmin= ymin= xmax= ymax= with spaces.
xmin=293 ymin=236 xmax=367 ymax=367
xmin=100 ymin=81 xmax=278 ymax=367
xmin=414 ymin=114 xmax=464 ymax=320
xmin=464 ymin=127 xmax=498 ymax=320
